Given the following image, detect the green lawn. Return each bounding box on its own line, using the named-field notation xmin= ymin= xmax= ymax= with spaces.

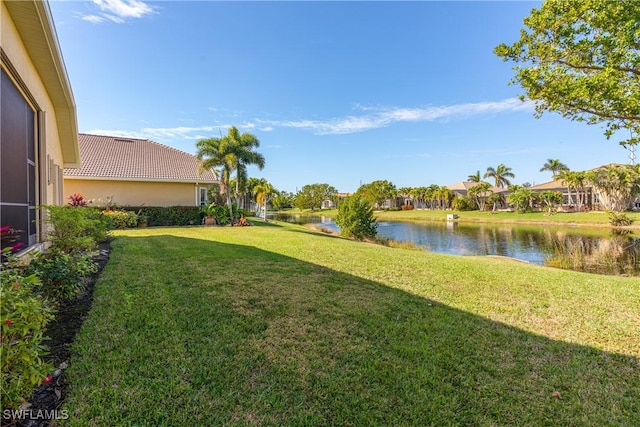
xmin=64 ymin=222 xmax=640 ymax=425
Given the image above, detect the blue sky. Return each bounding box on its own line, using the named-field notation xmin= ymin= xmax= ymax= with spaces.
xmin=49 ymin=0 xmax=632 ymax=193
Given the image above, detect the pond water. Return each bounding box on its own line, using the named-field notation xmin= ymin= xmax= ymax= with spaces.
xmin=269 ymin=213 xmax=640 ymax=276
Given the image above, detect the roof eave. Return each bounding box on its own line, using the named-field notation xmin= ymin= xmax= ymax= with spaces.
xmin=5 ymin=0 xmax=80 ymax=168
xmin=63 ymin=175 xmax=220 ymax=184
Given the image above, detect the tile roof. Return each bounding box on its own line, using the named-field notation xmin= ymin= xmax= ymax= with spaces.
xmin=448 ymin=181 xmax=508 ymax=193
xmin=64 ymin=134 xmax=218 ymax=183
xmin=529 ymin=180 xmax=566 ymax=190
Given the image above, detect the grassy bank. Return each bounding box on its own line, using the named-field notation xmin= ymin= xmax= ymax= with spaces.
xmin=284 ymin=208 xmax=640 ymax=228
xmin=64 ymin=222 xmax=639 ymax=425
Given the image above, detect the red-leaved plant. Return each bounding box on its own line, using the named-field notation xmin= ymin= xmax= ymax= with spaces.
xmin=68 ymin=192 xmax=88 ymax=207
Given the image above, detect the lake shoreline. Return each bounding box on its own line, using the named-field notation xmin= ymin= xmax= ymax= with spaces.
xmin=270 ymin=212 xmax=640 ymax=276
xmin=280 ymin=209 xmax=640 ymax=231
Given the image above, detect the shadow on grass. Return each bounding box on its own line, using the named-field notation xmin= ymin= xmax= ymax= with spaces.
xmin=65 ymin=234 xmax=639 ymax=426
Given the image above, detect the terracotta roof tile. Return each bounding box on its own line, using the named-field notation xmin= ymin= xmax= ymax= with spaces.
xmin=448 ymin=181 xmax=508 ymax=193
xmin=64 ymin=134 xmax=218 ymax=183
xmin=529 ymin=180 xmax=565 ymax=190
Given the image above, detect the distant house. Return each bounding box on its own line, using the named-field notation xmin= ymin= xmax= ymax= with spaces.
xmin=63 ymin=134 xmax=218 ymax=207
xmin=1 ymin=0 xmax=80 ymax=251
xmin=321 ymin=192 xmax=350 ymax=209
xmin=529 ymin=164 xmax=640 ymax=212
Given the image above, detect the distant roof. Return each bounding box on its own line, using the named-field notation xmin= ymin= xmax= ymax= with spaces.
xmin=448 ymin=181 xmax=508 ymax=193
xmin=64 ymin=134 xmax=218 ymax=183
xmin=529 ymin=180 xmax=565 ymax=190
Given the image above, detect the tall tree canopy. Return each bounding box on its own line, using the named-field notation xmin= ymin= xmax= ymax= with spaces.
xmin=540 ymin=158 xmax=569 ymax=179
xmin=587 ymin=164 xmax=640 ymax=212
xmin=357 ymin=180 xmax=397 ymax=209
xmin=467 ymin=182 xmax=493 ymax=211
xmin=484 ymin=164 xmax=515 ymax=188
xmin=295 ymin=183 xmax=338 ymax=211
xmin=495 ymin=0 xmax=640 ymax=146
xmin=467 ymin=171 xmax=482 ymax=182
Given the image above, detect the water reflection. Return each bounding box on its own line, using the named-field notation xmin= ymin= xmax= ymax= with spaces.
xmin=269 ymin=213 xmax=640 ymax=276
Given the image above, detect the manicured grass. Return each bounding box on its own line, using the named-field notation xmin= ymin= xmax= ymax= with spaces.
xmin=64 ymin=222 xmax=640 ymax=425
xmin=287 ymin=207 xmax=640 ymax=228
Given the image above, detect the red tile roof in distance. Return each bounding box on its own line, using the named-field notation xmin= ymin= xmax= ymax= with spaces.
xmin=64 ymin=134 xmax=218 ymax=183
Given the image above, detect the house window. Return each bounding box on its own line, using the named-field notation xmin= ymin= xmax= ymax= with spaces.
xmin=199 ymin=187 xmax=208 ymax=206
xmin=0 ymin=69 xmax=38 ymax=250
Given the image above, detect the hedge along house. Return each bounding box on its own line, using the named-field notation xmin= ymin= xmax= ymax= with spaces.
xmin=63 ymin=134 xmax=219 ymax=207
xmin=1 ymin=0 xmax=80 ymax=252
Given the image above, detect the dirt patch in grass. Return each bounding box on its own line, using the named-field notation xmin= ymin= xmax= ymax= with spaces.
xmin=13 ymin=241 xmax=111 ymax=427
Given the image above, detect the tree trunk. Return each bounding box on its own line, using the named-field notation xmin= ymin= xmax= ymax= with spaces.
xmin=226 ymin=189 xmax=233 ymax=224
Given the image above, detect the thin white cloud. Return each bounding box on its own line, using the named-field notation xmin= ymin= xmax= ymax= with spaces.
xmin=81 ymin=14 xmax=106 ymax=24
xmin=86 ymin=125 xmax=223 ymax=141
xmin=86 ymin=98 xmax=534 ymax=144
xmin=81 ymin=0 xmax=155 ymax=24
xmin=260 ymin=98 xmax=534 ymax=135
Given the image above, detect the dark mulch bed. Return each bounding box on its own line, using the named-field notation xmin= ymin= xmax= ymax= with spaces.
xmin=9 ymin=241 xmax=111 ymax=427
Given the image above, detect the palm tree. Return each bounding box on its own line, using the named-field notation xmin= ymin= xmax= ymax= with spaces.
xmin=587 ymin=164 xmax=640 ymax=212
xmin=468 ymin=170 xmax=481 ymax=182
xmin=196 ymin=136 xmax=235 ymax=219
xmin=468 ymin=181 xmax=492 ymax=211
xmin=426 ymin=184 xmax=440 ymax=209
xmin=254 ymin=181 xmax=275 ymax=221
xmin=196 ymin=127 xmax=265 ymax=221
xmin=558 ymin=170 xmax=588 ymax=210
xmin=245 ymin=177 xmax=265 ymax=212
xmin=484 ymin=164 xmax=515 ymax=188
xmin=436 ymin=185 xmax=454 ymax=209
xmin=540 ymin=158 xmax=569 ymax=180
xmin=228 ymin=127 xmax=265 ymax=210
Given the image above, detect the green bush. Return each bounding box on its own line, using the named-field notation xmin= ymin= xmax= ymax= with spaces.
xmin=27 ymin=251 xmax=97 ymax=304
xmin=451 ymin=196 xmax=476 ymax=211
xmin=120 ymin=206 xmax=201 ymax=226
xmin=202 ymin=204 xmax=232 ymax=225
xmin=102 ymin=209 xmax=138 ymax=229
xmin=0 ymin=270 xmax=54 ymax=410
xmin=45 ymin=206 xmax=110 ymax=254
xmin=607 ymin=210 xmax=635 ymax=227
xmin=335 ymin=195 xmax=378 ymax=240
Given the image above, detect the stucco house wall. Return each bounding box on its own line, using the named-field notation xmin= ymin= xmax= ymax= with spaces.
xmin=1 ymin=0 xmax=79 ymax=250
xmin=65 ymin=179 xmax=211 ymax=207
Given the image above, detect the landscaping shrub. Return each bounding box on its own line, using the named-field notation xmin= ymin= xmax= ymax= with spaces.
xmin=202 ymin=204 xmax=232 ymax=225
xmin=45 ymin=206 xmax=110 ymax=254
xmin=27 ymin=251 xmax=97 ymax=304
xmin=0 ymin=269 xmax=54 ymax=411
xmin=102 ymin=209 xmax=138 ymax=229
xmin=401 ymin=204 xmax=414 ymax=210
xmin=607 ymin=211 xmax=634 ymax=227
xmin=451 ymin=196 xmax=476 ymax=211
xmin=120 ymin=206 xmax=201 ymax=226
xmin=335 ymin=194 xmax=377 ymax=240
